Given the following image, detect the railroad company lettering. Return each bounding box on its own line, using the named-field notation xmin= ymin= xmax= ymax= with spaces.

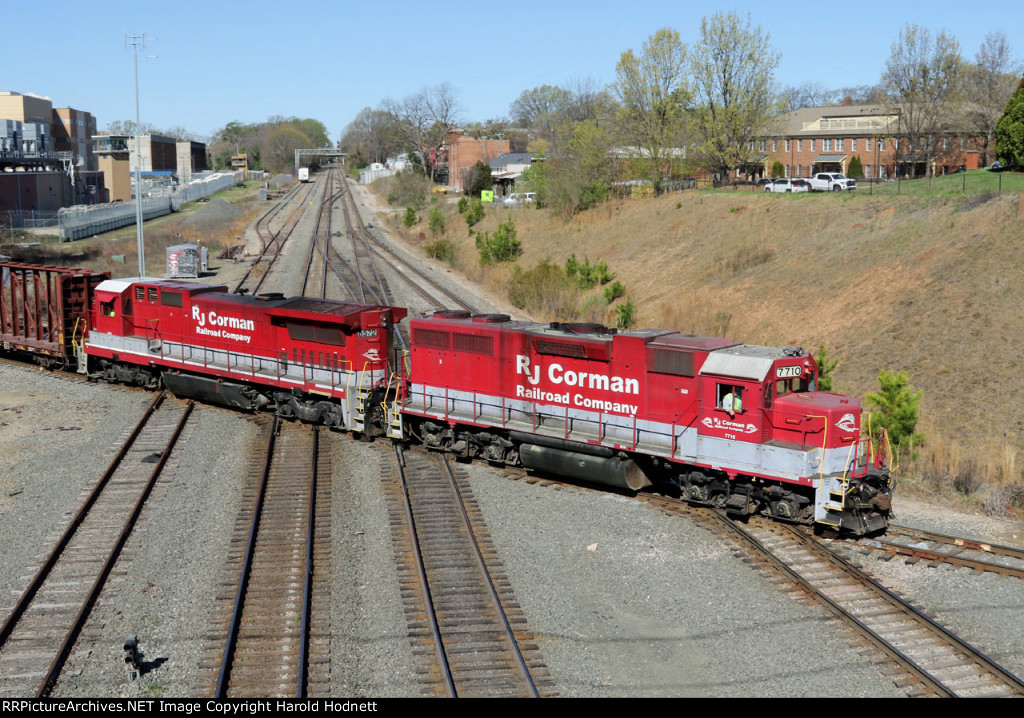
xmin=514 ymin=354 xmax=640 ymax=416
xmin=191 ymin=306 xmax=255 ymax=343
xmin=192 ymin=306 xmax=256 ymax=332
xmin=515 ymin=354 xmax=639 ymax=394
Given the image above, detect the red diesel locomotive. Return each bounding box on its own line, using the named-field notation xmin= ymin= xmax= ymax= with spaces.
xmin=83 ymin=276 xmax=406 ymax=434
xmin=400 ymin=311 xmax=892 ymax=536
xmin=1 ymin=261 xmax=891 ymax=535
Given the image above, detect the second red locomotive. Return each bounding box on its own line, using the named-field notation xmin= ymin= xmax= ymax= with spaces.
xmin=83 ymin=276 xmax=406 ymax=435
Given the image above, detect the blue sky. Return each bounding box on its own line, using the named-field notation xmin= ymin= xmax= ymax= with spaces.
xmin=6 ymin=0 xmax=1021 ymax=142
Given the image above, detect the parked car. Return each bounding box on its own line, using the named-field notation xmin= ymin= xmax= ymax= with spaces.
xmin=503 ymin=192 xmax=536 ymax=207
xmin=764 ymin=178 xmax=809 ymax=194
xmin=808 ymin=172 xmax=857 ymax=191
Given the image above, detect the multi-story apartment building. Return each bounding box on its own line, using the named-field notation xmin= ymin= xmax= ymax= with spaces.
xmin=756 ymin=103 xmax=983 ymax=181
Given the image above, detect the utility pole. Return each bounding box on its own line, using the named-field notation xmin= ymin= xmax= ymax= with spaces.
xmin=125 ymin=32 xmax=155 ymax=278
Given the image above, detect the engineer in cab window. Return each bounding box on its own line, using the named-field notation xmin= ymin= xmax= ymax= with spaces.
xmin=721 ymin=386 xmax=743 ymax=417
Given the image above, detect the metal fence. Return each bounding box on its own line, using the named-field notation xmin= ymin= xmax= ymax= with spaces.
xmin=2 ymin=210 xmax=60 ymax=232
xmin=56 ymin=170 xmax=250 ymax=242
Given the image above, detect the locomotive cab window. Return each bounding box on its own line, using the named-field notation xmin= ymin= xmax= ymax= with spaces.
xmin=717 ymin=384 xmax=745 ymax=414
xmin=100 ymin=300 xmax=116 ymax=318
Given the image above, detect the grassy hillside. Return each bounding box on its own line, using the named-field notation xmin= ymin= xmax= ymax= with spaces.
xmin=391 ymin=176 xmax=1024 ymax=513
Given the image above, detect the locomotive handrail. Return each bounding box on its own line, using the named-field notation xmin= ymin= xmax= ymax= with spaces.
xmin=806 ymin=414 xmax=828 ymax=482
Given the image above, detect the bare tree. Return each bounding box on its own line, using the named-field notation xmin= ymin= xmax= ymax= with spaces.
xmin=779 ymin=81 xmax=840 ymax=111
xmin=384 ymin=83 xmax=463 ymax=182
xmin=341 ymin=107 xmax=403 ymax=166
xmin=963 ymin=31 xmax=1023 ymax=165
xmin=564 ymin=75 xmax=614 ymax=125
xmin=882 ymin=24 xmax=964 ymax=178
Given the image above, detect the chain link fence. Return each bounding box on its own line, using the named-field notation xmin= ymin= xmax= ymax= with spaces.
xmin=55 ymin=170 xmax=261 ymax=242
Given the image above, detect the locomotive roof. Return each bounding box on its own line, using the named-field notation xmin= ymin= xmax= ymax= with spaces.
xmin=97 ymin=278 xmax=407 ymax=325
xmin=96 ymin=277 xmax=226 ymax=295
xmin=701 ymin=344 xmax=807 ymax=381
xmin=648 ymin=334 xmax=739 ymax=351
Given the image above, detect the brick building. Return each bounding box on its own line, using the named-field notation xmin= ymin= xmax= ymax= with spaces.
xmin=444 ymin=132 xmax=510 ymax=191
xmin=755 ymin=103 xmax=983 ymax=182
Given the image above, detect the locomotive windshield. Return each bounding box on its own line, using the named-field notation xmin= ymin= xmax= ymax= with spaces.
xmin=776 ymin=375 xmax=813 ymax=396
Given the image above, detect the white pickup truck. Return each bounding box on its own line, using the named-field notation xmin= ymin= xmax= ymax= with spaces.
xmin=808 ymin=172 xmax=856 ymax=191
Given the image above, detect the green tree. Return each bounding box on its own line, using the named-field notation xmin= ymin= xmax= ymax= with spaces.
xmin=603 ymin=280 xmax=626 ymax=303
xmin=404 ymin=206 xmax=418 ymax=228
xmin=464 ymin=200 xmax=485 ymax=230
xmin=263 ymin=127 xmax=312 ymax=174
xmin=690 ymin=12 xmax=781 ymax=183
xmin=517 ymin=164 xmax=548 ymax=206
xmin=462 ymin=160 xmax=493 ymax=198
xmin=815 ymin=345 xmax=839 ymax=392
xmin=615 ymin=298 xmax=637 ymax=329
xmin=428 ymin=207 xmax=445 ymax=238
xmin=565 ymin=254 xmax=615 ymax=289
xmin=611 ymin=27 xmax=690 ymax=186
xmin=865 ymin=370 xmax=925 ymax=457
xmin=995 ymin=76 xmax=1024 ymax=166
xmin=475 ymin=216 xmax=521 ymax=264
xmin=847 ymin=156 xmax=864 ymax=178
xmin=771 ymin=160 xmax=785 ymax=178
xmin=509 ymin=84 xmax=573 ymax=139
xmin=547 ymin=121 xmax=614 ymax=218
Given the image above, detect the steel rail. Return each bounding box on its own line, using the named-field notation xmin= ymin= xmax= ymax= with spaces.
xmin=297 ymin=426 xmax=318 ymax=698
xmin=345 ymin=180 xmax=477 ymax=313
xmin=37 ymin=400 xmax=195 ymax=697
xmin=707 ymin=511 xmax=960 ymax=697
xmin=394 ymin=444 xmax=456 ymax=697
xmin=887 ymin=523 xmax=1024 ymax=561
xmin=0 ymin=391 xmax=166 ymax=652
xmin=216 ymin=415 xmax=279 ymax=697
xmin=439 ymin=455 xmax=540 ymax=698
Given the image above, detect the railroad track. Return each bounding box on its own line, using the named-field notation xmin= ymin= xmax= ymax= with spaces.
xmin=235 ymin=180 xmax=319 ymax=296
xmin=384 ymin=447 xmax=555 ymax=697
xmin=205 ymin=417 xmax=331 ymax=698
xmin=0 ymin=393 xmax=193 ymax=697
xmin=703 ymin=512 xmax=1024 ymax=697
xmin=340 ymin=176 xmax=476 ymax=313
xmin=852 ymin=523 xmax=1024 ymax=580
